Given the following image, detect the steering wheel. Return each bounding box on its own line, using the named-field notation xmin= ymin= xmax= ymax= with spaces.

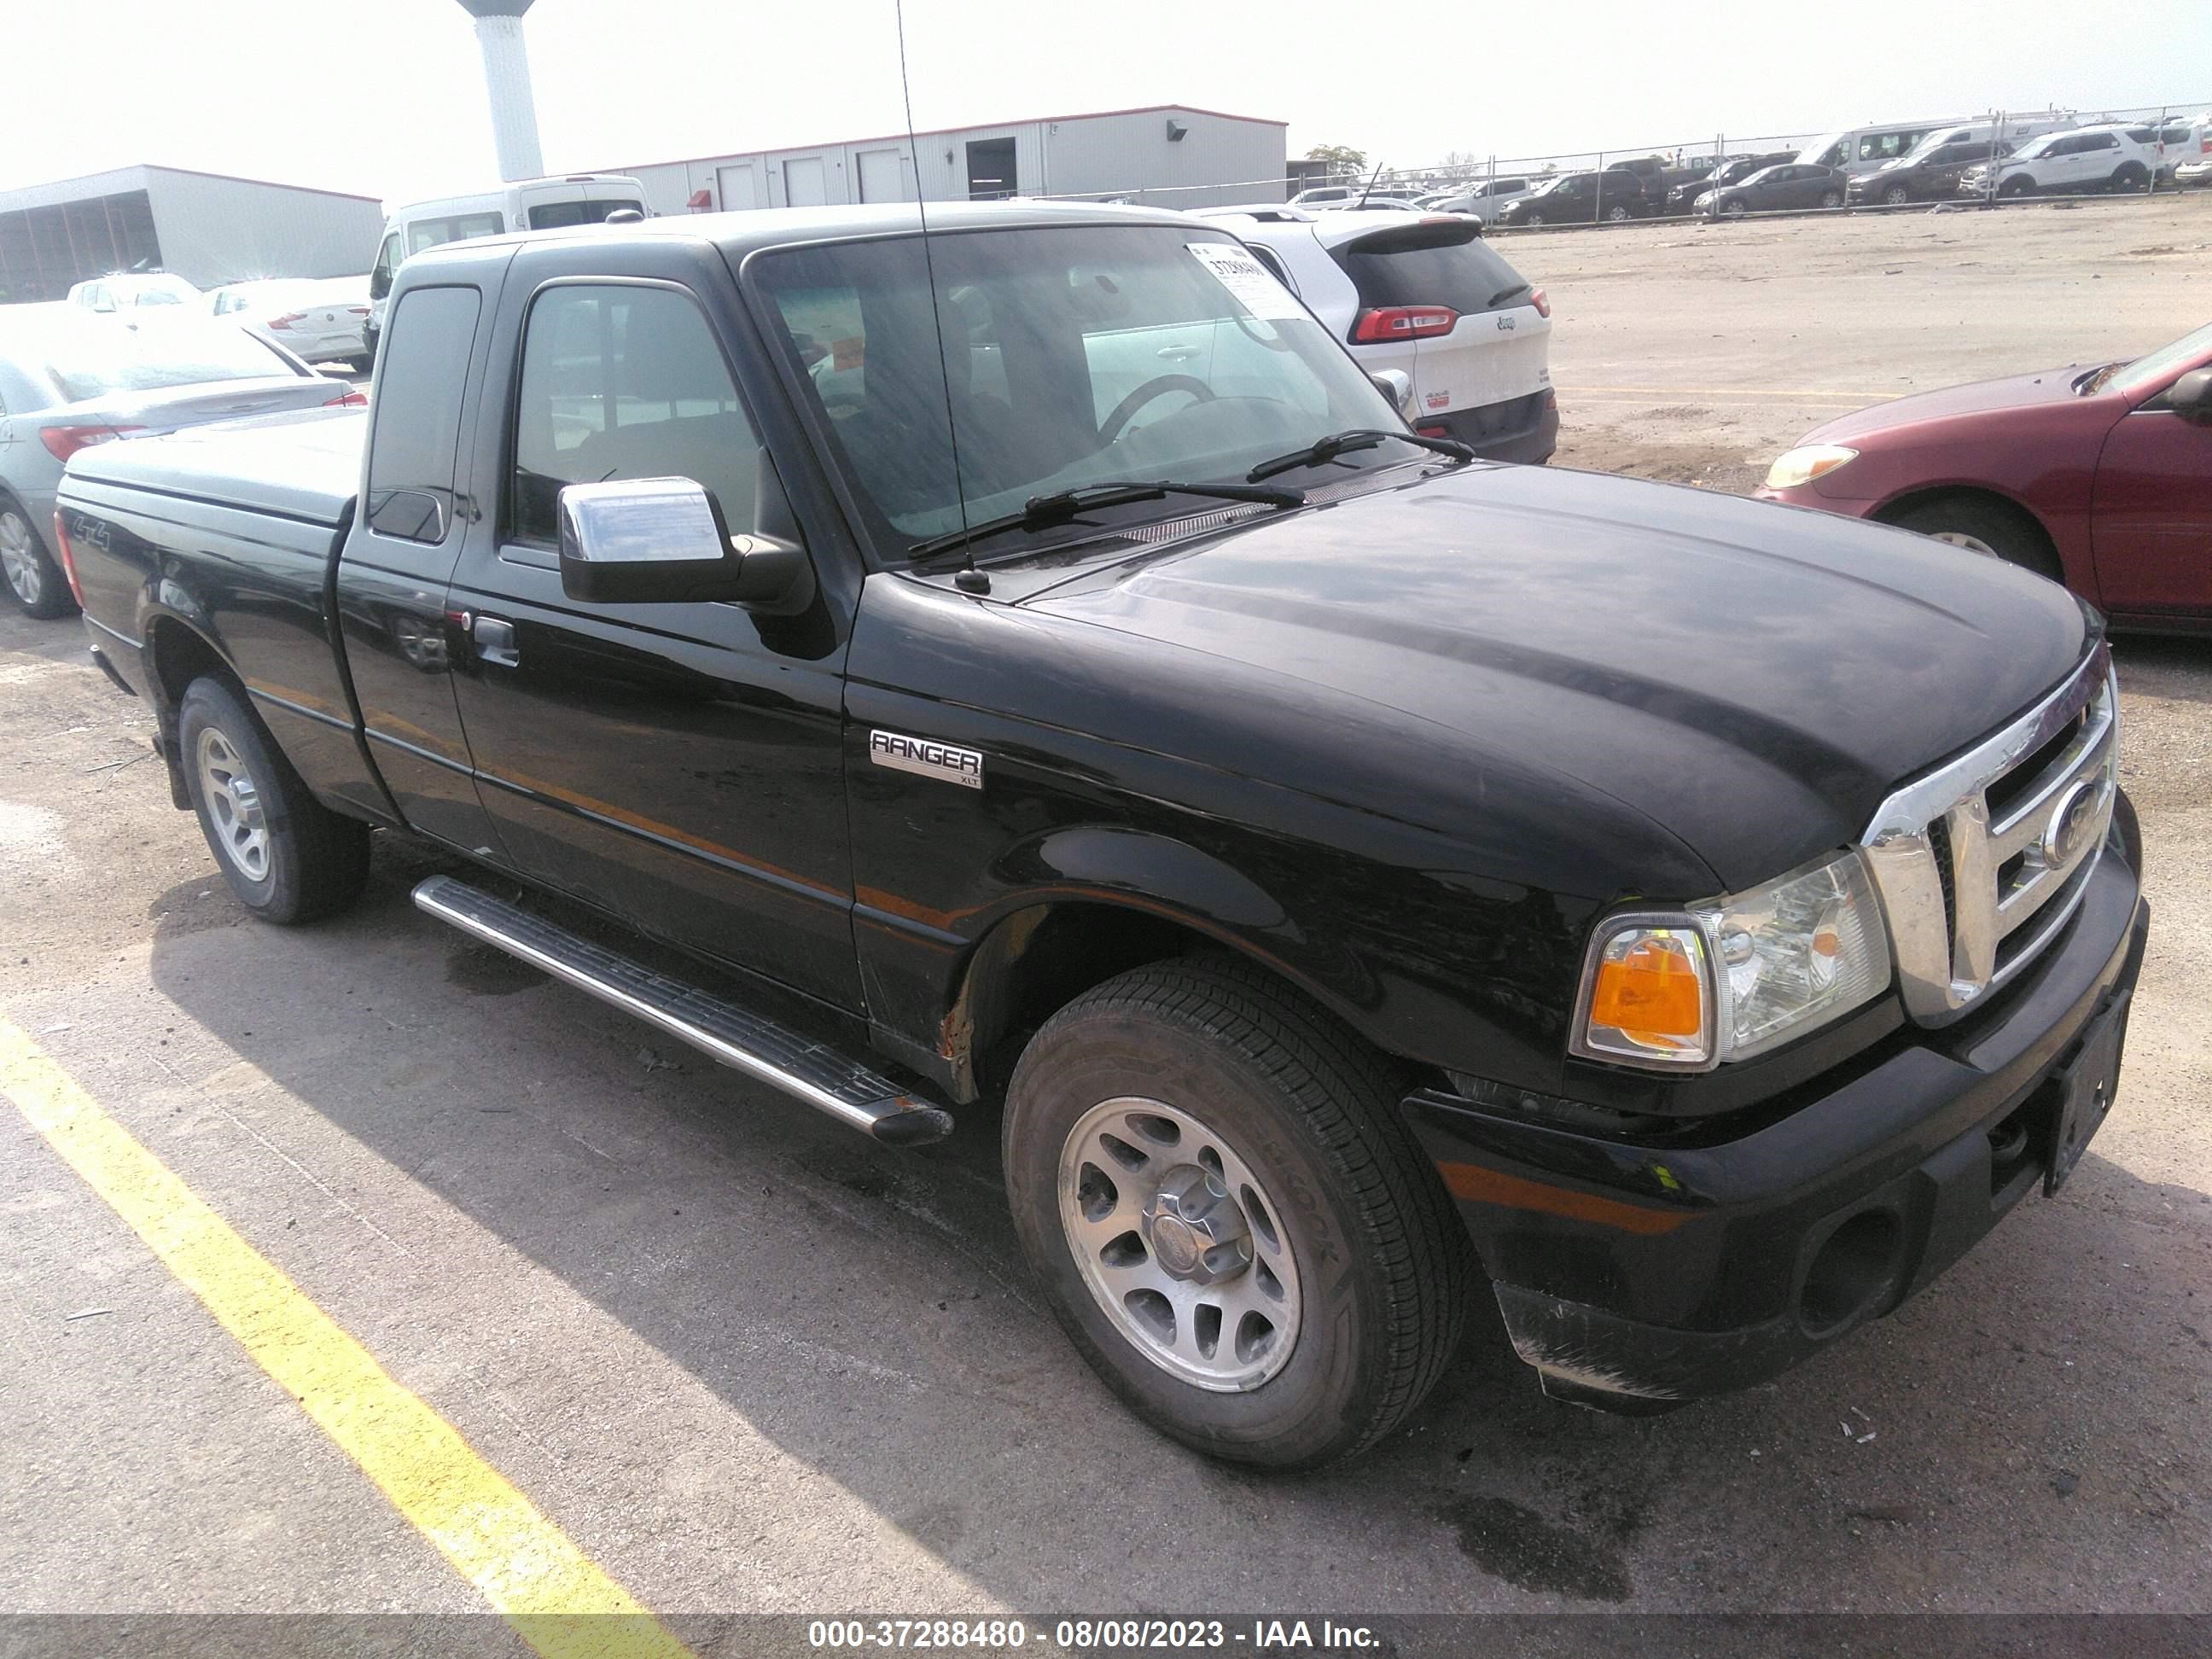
xmin=1101 ymin=375 xmax=1215 ymax=444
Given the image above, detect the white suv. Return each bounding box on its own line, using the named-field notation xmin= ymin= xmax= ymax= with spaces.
xmin=1191 ymin=207 xmax=1556 ymax=463
xmin=1959 ymin=125 xmax=2159 ymax=197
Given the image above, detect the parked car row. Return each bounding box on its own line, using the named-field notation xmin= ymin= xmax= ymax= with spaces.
xmin=1341 ymin=108 xmax=2212 ymax=228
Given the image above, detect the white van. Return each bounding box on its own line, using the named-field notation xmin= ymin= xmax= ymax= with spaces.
xmin=364 ymin=174 xmax=647 ymax=360
xmin=1799 ymin=114 xmax=2075 ymax=178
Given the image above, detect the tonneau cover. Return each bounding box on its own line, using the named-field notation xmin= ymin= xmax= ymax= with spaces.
xmin=63 ymin=405 xmax=365 ymax=528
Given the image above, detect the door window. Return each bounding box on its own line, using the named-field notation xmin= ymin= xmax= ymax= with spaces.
xmin=408 ymin=212 xmax=504 ymax=255
xmin=509 ymin=283 xmax=763 ymax=545
xmin=366 ymin=286 xmax=483 ymax=542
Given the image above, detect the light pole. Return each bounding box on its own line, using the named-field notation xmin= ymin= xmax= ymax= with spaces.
xmin=457 ymin=0 xmax=544 ymax=182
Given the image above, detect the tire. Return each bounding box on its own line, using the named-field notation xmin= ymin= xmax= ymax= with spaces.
xmin=1522 ymin=212 xmax=1545 ymax=228
xmin=0 ymin=498 xmax=74 ymax=620
xmin=1721 ymin=199 xmax=1748 ymax=217
xmin=1604 ymin=204 xmax=1632 ymax=223
xmin=1819 ymin=189 xmax=1844 ymax=210
xmin=2110 ymin=162 xmax=2150 ymax=193
xmin=1003 ymin=955 xmax=1474 ymax=1470
xmin=1882 ymin=184 xmax=1912 ymax=206
xmin=1889 ymin=495 xmax=2064 ymax=585
xmin=178 ymin=675 xmax=371 ymax=923
xmin=1999 ymin=175 xmax=2034 ymax=198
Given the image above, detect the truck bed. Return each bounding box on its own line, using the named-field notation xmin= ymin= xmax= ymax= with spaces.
xmin=64 ymin=405 xmax=365 ymax=527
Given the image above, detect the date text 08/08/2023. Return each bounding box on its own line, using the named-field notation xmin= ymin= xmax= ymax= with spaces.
xmin=805 ymin=1618 xmax=1383 ymax=1650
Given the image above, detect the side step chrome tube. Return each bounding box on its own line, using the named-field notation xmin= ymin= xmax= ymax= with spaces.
xmin=411 ymin=875 xmax=953 ymax=1146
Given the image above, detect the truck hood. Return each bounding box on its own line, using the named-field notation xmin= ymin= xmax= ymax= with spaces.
xmin=1016 ymin=463 xmax=2089 ymax=893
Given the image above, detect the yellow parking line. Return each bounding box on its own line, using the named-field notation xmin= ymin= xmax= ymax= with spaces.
xmin=0 ymin=1020 xmax=692 ymax=1659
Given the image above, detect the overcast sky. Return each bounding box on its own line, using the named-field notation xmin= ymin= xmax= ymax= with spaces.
xmin=7 ymin=0 xmax=2208 ymax=206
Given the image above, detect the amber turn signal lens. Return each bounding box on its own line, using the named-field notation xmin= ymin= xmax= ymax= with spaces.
xmin=1589 ymin=934 xmax=1705 ymax=1040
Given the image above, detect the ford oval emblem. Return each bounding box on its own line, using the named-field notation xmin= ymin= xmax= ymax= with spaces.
xmin=2041 ymin=779 xmax=2104 ymax=870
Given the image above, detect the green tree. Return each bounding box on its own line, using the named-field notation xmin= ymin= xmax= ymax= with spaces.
xmin=1304 ymin=143 xmax=1368 ymax=179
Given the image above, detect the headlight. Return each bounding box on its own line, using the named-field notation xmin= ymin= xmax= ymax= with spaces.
xmin=1572 ymin=852 xmax=1892 ymax=1071
xmin=1694 ymin=191 xmax=1715 ymax=206
xmin=1764 ymin=443 xmax=1858 ymax=490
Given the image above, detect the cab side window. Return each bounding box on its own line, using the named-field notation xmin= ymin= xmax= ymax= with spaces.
xmin=366 ymin=286 xmax=483 ymax=543
xmin=509 ymin=283 xmax=762 ymax=546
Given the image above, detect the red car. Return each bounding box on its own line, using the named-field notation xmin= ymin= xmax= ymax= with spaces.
xmin=1757 ymin=322 xmax=2212 ymax=632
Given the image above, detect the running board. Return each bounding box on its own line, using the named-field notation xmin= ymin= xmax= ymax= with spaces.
xmin=411 ymin=875 xmax=953 ymax=1146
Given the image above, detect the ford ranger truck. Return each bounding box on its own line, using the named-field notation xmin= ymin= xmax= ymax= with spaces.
xmin=53 ymin=202 xmax=2148 ymax=1470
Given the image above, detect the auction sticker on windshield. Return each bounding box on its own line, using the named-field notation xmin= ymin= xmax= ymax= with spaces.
xmin=1186 ymin=242 xmax=1303 ymax=321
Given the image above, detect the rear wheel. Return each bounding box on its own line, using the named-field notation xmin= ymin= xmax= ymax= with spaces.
xmin=2110 ymin=161 xmax=2151 ymax=192
xmin=0 ymin=501 xmax=73 ymax=620
xmin=1003 ymin=956 xmax=1473 ymax=1470
xmin=178 ymin=676 xmax=371 ymax=923
xmin=1889 ymin=495 xmax=2064 ymax=585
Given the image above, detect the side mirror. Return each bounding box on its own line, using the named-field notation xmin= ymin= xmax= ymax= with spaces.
xmin=2164 ymin=367 xmax=2212 ymax=424
xmin=1368 ymin=368 xmax=1414 ymax=417
xmin=558 ymin=470 xmax=816 ymax=614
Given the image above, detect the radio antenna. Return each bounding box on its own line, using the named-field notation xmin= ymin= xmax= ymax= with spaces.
xmin=894 ymin=0 xmax=986 ymax=591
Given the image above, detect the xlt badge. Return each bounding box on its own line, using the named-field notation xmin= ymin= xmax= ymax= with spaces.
xmin=870 ymin=730 xmax=984 ymax=789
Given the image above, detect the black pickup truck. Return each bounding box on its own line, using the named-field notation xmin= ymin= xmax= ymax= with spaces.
xmin=55 ymin=201 xmax=2147 ymax=1469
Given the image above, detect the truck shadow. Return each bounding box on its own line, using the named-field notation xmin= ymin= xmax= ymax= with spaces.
xmin=142 ymin=842 xmax=2209 ymax=1614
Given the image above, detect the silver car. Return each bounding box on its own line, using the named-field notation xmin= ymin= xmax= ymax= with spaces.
xmin=0 ymin=309 xmax=354 ymax=616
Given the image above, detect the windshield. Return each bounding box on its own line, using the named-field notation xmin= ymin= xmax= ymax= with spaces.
xmin=753 ymin=224 xmax=1406 ymax=561
xmin=2104 ymin=321 xmax=2212 ymax=397
xmin=41 ymin=320 xmax=299 ymax=402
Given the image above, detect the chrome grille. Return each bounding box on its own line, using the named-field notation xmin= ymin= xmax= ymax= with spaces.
xmin=1860 ymin=643 xmax=2119 ymax=1025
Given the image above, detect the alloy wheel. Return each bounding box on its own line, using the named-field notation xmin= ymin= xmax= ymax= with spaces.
xmin=195 ymin=725 xmax=271 ymax=882
xmin=0 ymin=511 xmax=40 ymax=606
xmin=1057 ymin=1096 xmax=1303 ymax=1391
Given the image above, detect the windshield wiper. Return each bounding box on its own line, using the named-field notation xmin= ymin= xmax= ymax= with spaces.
xmin=907 ymin=479 xmax=1305 ymax=564
xmin=1246 ymin=428 xmax=1474 ymax=484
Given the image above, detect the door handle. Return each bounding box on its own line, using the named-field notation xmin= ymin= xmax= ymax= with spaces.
xmin=472 ymin=614 xmax=521 ymax=669
xmin=1155 ymin=345 xmax=1202 ymax=362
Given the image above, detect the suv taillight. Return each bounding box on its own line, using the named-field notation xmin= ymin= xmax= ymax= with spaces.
xmin=1351 ymin=305 xmax=1458 ymax=343
xmin=1530 ymin=288 xmax=1551 ymax=318
xmin=51 ymin=510 xmax=84 ymax=608
xmin=40 ymin=423 xmax=144 ymax=463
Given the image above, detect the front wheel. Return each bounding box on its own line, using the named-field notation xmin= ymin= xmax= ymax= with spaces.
xmin=1721 ymin=198 xmax=1749 ymax=217
xmin=1819 ymin=189 xmax=1844 ymax=210
xmin=0 ymin=501 xmax=74 ymax=620
xmin=1882 ymin=183 xmax=1912 ymax=206
xmin=178 ymin=676 xmax=371 ymax=923
xmin=1889 ymin=496 xmax=2064 ymax=585
xmin=1999 ymin=175 xmax=2034 ymax=198
xmin=1004 ymin=957 xmax=1473 ymax=1469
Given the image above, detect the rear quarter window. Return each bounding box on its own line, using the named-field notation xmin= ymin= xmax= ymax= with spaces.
xmin=1329 ymin=225 xmax=1532 ymax=316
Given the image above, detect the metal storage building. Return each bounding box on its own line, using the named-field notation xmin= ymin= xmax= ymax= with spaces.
xmin=0 ymin=166 xmax=384 ymax=304
xmin=607 ymin=104 xmax=1288 ymax=218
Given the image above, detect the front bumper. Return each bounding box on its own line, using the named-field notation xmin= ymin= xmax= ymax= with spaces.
xmin=1420 ymin=387 xmax=1557 ymax=464
xmin=1406 ymin=824 xmax=2147 ymax=1412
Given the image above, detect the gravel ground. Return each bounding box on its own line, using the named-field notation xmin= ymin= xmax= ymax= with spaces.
xmin=2 ymin=197 xmax=2209 ymax=1632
